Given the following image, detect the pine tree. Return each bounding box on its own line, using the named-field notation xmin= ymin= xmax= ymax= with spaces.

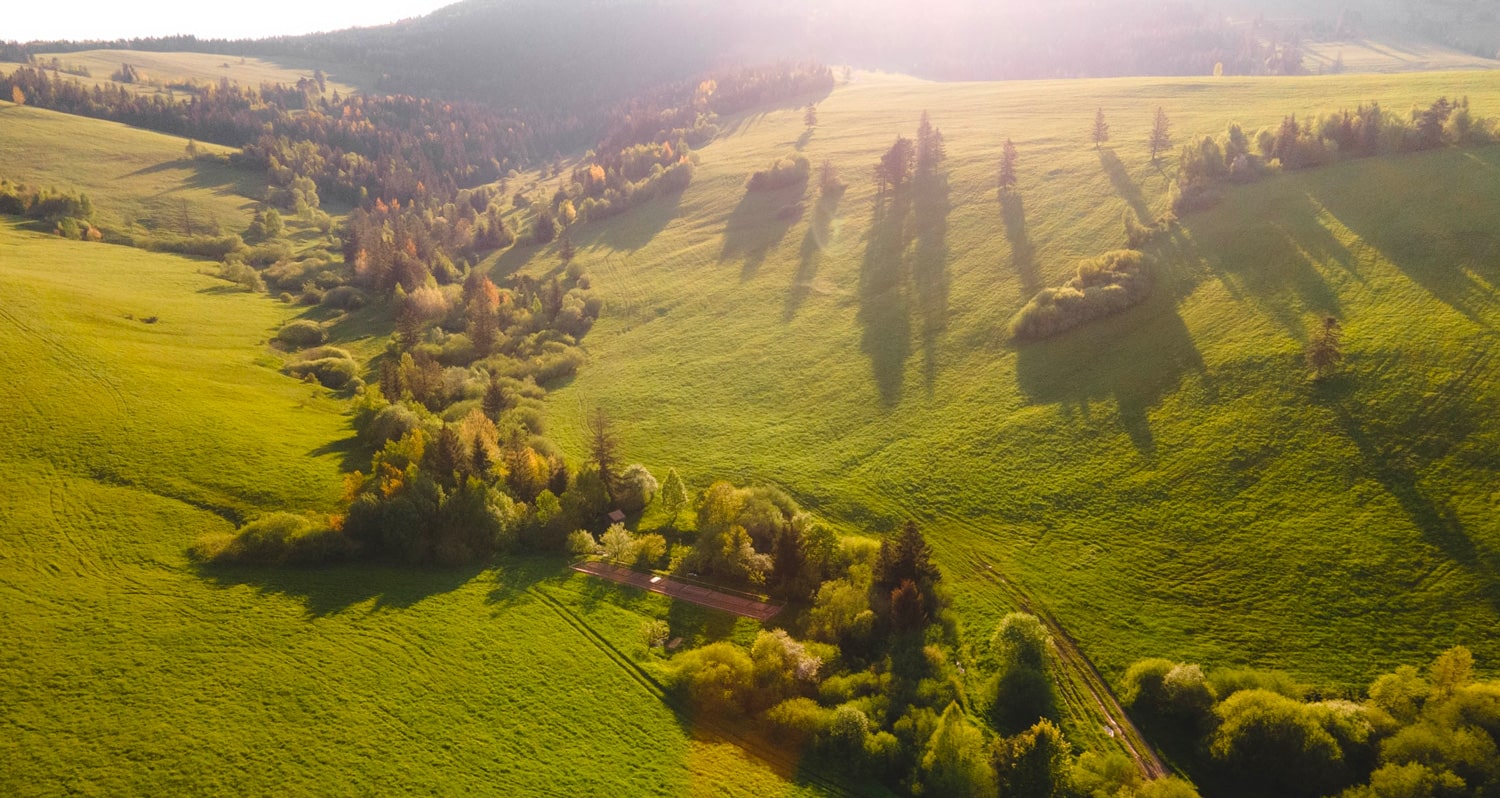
xmin=771 ymin=522 xmax=807 ymax=599
xmin=587 ymin=408 xmax=620 ymax=501
xmin=803 ymin=103 xmax=818 ymax=130
xmin=1306 ymin=316 xmax=1343 ymax=379
xmin=1092 ymin=108 xmax=1110 ymax=148
xmin=559 ymin=234 xmax=575 ymax=266
xmin=998 ymin=138 xmax=1019 ymax=192
xmin=482 ymin=375 xmax=507 ymax=419
xmin=429 ymin=425 xmax=468 ymax=487
xmin=1150 ymin=107 xmax=1173 ymax=162
xmin=874 ymin=135 xmax=915 ymax=196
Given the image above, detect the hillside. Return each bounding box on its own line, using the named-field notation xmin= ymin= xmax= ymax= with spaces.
xmin=0 ymin=220 xmax=849 ymax=795
xmin=507 ymin=70 xmax=1500 ymax=691
xmin=0 ymin=101 xmax=256 ymax=234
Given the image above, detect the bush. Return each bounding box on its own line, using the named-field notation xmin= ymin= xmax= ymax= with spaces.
xmin=671 ymin=642 xmax=756 ymax=717
xmin=1010 ymin=250 xmax=1150 ymax=340
xmin=141 ymin=232 xmax=246 ymax=260
xmin=363 ymin=402 xmax=424 ymax=446
xmin=1209 ymin=689 xmax=1349 ymax=797
xmin=285 ymin=356 xmax=358 ymax=389
xmin=217 ymin=261 xmax=265 ymax=292
xmin=746 ymin=154 xmax=811 ymax=192
xmin=321 ymin=286 xmax=368 ymax=311
xmin=191 ymin=512 xmax=354 ymax=565
xmin=566 ymin=529 xmax=599 ymax=557
xmin=276 ymin=320 xmax=327 ymax=349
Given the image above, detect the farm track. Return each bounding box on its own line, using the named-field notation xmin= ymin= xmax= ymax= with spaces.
xmin=530 ymin=586 xmax=862 ymax=798
xmin=967 ymin=558 xmax=1168 ymax=780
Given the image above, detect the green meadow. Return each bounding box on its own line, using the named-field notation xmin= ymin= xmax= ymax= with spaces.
xmin=519 ymin=70 xmax=1500 ymax=691
xmin=0 ymin=221 xmax=845 ymax=796
xmin=5 ymin=49 xmax=363 ymax=97
xmin=0 ymin=101 xmax=254 ymax=234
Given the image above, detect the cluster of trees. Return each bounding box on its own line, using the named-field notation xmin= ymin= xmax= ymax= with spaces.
xmin=1173 ymin=96 xmax=1494 ymax=213
xmin=1122 ymin=646 xmax=1500 ymax=798
xmin=746 ymin=153 xmax=811 ymax=192
xmin=1010 ymin=250 xmax=1151 ymax=340
xmin=874 ymin=110 xmax=947 ymax=196
xmin=0 ymin=180 xmax=100 ymax=240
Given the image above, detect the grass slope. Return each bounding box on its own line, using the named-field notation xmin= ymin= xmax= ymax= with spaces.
xmin=0 ymin=221 xmax=841 ymax=796
xmin=0 ymin=101 xmax=255 ymax=234
xmin=516 ymin=70 xmax=1500 ymax=691
xmin=13 ymin=49 xmax=363 ymax=96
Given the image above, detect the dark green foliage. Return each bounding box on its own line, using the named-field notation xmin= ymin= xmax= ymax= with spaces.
xmin=992 ymin=719 xmax=1073 ymax=798
xmin=873 ymin=520 xmax=939 ymax=594
xmin=874 ymin=135 xmax=914 ymax=196
xmin=284 ymin=356 xmax=358 ymax=389
xmin=1307 ymin=316 xmax=1344 ymax=380
xmin=1208 ymin=689 xmax=1353 ymax=796
xmin=985 ymin=613 xmax=1058 ymax=735
xmin=1010 ymin=249 xmax=1150 ymax=340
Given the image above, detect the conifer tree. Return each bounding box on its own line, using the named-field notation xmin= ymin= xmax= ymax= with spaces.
xmin=1092 ymin=108 xmax=1110 ymax=148
xmin=1306 ymin=316 xmax=1343 ymax=379
xmin=998 ymin=138 xmax=1019 ymax=192
xmin=1150 ymin=107 xmax=1173 ymax=162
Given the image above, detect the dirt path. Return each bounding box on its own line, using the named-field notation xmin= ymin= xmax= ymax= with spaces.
xmin=972 ymin=561 xmax=1168 ymax=780
xmin=571 ymin=560 xmax=783 ymax=621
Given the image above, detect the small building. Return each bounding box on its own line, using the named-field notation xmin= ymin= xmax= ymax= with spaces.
xmin=606 ymin=509 xmax=626 ymax=524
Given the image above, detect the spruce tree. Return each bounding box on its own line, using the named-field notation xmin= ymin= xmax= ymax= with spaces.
xmin=1092 ymin=108 xmax=1110 ymax=148
xmin=998 ymin=138 xmax=1019 ymax=192
xmin=1150 ymin=107 xmax=1172 ymax=162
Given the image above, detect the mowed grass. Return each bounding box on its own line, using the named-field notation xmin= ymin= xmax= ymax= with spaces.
xmin=0 ymin=101 xmax=256 ymax=234
xmin=515 ymin=70 xmax=1500 ymax=691
xmin=0 ymin=221 xmax=842 ymax=796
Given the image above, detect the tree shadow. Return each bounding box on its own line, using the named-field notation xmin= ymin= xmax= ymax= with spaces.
xmin=794 ymin=129 xmax=813 ymax=151
xmin=858 ymin=193 xmax=912 ymax=406
xmin=784 ymin=192 xmax=842 ymax=321
xmin=1312 ymin=363 xmax=1500 ymax=613
xmin=911 ymin=173 xmax=951 ymax=392
xmin=308 ymin=434 xmax=372 ymax=474
xmin=196 ymin=560 xmax=489 ymax=618
xmin=720 ymin=183 xmax=805 ymax=280
xmin=1015 ymin=290 xmax=1205 ymax=457
xmin=1097 ymin=147 xmax=1153 ymax=222
xmin=999 ymin=191 xmax=1040 ymax=295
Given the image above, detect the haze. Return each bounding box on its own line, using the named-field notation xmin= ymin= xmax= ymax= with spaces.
xmin=3 ymin=1 xmax=453 ymax=42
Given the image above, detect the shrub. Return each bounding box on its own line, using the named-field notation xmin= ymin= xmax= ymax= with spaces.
xmin=671 ymin=642 xmax=756 ymax=716
xmin=746 ymin=154 xmax=811 ymax=192
xmin=276 ymin=320 xmax=327 ymax=349
xmin=321 ymin=286 xmax=368 ymax=311
xmin=363 ymin=402 xmax=424 ymax=446
xmin=1209 ymin=689 xmax=1349 ymax=797
xmin=634 ymin=533 xmax=668 ymax=568
xmin=217 ymin=261 xmax=265 ymax=292
xmin=191 ymin=512 xmax=354 ymax=565
xmin=566 ymin=529 xmax=599 ymax=557
xmin=285 ymin=356 xmax=358 ymax=389
xmin=1010 ymin=250 xmax=1150 ymax=340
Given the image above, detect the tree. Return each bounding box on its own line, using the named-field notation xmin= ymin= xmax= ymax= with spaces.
xmin=464 ymin=272 xmax=501 ymax=355
xmin=587 ymin=408 xmax=620 ymax=500
xmin=916 ymin=111 xmax=946 ymax=176
xmin=615 ymin=463 xmax=658 ymax=513
xmin=558 ymin=234 xmax=575 ymax=267
xmin=874 ymin=135 xmax=914 ymax=196
xmin=920 ymin=703 xmax=996 ymax=798
xmin=999 ymin=138 xmax=1019 ymax=192
xmin=770 ymin=522 xmax=807 ymax=599
xmin=658 ymin=467 xmax=688 ymax=526
xmin=10 ymin=86 xmax=24 ymax=106
xmin=890 ymin=579 xmax=927 ymax=631
xmin=1150 ymin=107 xmax=1173 ymax=162
xmin=532 ymin=210 xmax=556 ymax=244
xmin=1306 ymin=316 xmax=1343 ymax=379
xmin=1092 ymin=108 xmax=1110 ymax=148
xmin=874 ymin=520 xmax=940 ymax=593
xmin=427 ymin=425 xmax=468 ymax=487
xmin=600 ymin=523 xmax=635 ymax=562
xmin=185 ymin=139 xmax=200 ymax=160
xmin=803 ymin=103 xmax=818 ymax=130
xmin=993 ymin=719 xmax=1074 ymax=798
xmin=482 ymin=375 xmax=508 ymax=419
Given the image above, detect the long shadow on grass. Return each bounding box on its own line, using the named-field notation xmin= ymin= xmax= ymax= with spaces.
xmin=1098 ymin=147 xmax=1154 ymax=222
xmin=721 ymin=182 xmax=805 ymax=280
xmin=784 ymin=191 xmax=842 ymax=320
xmin=196 ymin=561 xmax=492 ymax=618
xmin=1016 ymin=290 xmax=1205 ymax=457
xmin=858 ymin=192 xmax=912 ymax=405
xmin=1313 ymin=362 xmax=1500 ymax=612
xmin=912 ymin=171 xmax=951 ymax=392
xmin=1306 ymin=153 xmax=1500 ymax=329
xmin=1000 ymin=191 xmax=1040 ymax=297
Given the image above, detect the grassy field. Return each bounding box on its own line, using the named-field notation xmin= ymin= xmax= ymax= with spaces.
xmin=0 ymin=220 xmax=848 ymax=796
xmin=4 ymin=49 xmax=363 ymax=97
xmin=507 ymin=70 xmax=1500 ymax=693
xmin=0 ymin=101 xmax=255 ymax=234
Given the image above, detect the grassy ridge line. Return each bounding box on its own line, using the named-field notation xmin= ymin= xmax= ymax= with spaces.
xmin=531 ymin=585 xmax=879 ymax=798
xmin=25 ymin=49 xmax=364 ymax=96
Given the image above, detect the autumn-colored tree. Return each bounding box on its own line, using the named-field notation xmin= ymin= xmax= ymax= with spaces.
xmin=11 ymin=86 xmax=24 ymax=106
xmin=463 ymin=271 xmax=501 ymax=355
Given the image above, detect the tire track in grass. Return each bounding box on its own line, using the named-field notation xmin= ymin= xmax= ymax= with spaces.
xmin=529 ymin=586 xmax=861 ymax=798
xmin=965 ymin=555 xmax=1168 ymax=781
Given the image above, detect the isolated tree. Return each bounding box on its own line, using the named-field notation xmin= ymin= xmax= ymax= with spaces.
xmin=803 ymin=103 xmax=818 ymax=130
xmin=874 ymin=135 xmax=915 ymax=195
xmin=1305 ymin=316 xmax=1343 ymax=379
xmin=532 ymin=210 xmax=556 ymax=244
xmin=998 ymin=138 xmax=1019 ymax=192
xmin=1092 ymin=108 xmax=1110 ymax=148
xmin=916 ymin=111 xmax=946 ymax=176
xmin=1150 ymin=107 xmax=1173 ymax=162
xmin=659 ymin=467 xmax=688 ymax=525
xmin=587 ymin=407 xmax=620 ymax=500
xmin=559 ymin=233 xmax=575 ymax=267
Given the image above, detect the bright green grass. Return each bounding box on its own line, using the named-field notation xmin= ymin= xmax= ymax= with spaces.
xmin=0 ymin=221 xmax=844 ymax=796
xmin=0 ymin=101 xmax=255 ymax=234
xmin=511 ymin=70 xmax=1500 ymax=692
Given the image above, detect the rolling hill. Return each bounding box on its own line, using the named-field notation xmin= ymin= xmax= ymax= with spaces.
xmin=508 ymin=69 xmax=1500 ymax=691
